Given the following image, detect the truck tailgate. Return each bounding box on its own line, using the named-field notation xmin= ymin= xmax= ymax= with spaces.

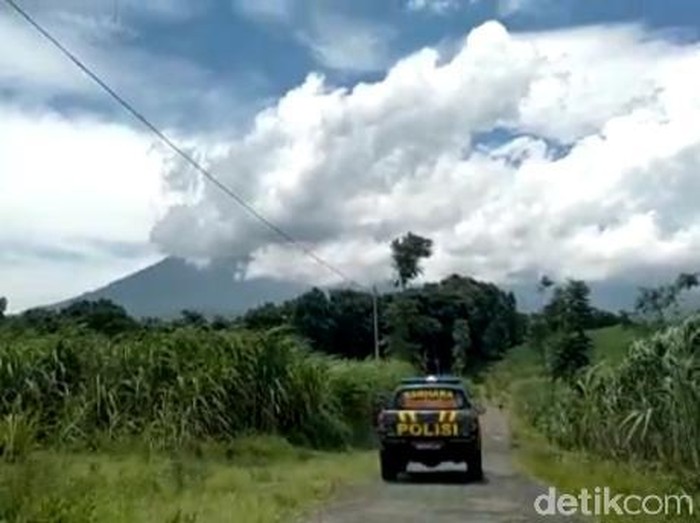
xmin=378 ymin=409 xmax=475 ymax=439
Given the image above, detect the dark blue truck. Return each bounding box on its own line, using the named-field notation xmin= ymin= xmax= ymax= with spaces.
xmin=375 ymin=375 xmax=483 ymax=481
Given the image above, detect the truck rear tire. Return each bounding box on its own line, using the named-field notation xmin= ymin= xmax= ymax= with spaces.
xmin=466 ymin=444 xmax=483 ymax=481
xmin=380 ymin=450 xmax=403 ymax=482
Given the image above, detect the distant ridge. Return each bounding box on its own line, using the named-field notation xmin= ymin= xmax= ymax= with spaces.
xmin=51 ymin=256 xmax=700 ymax=319
xmin=55 ymin=257 xmax=310 ymax=318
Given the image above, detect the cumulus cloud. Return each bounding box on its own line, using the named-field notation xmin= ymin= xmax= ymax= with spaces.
xmin=0 ymin=105 xmax=167 ymax=311
xmin=152 ymin=20 xmax=700 ymax=290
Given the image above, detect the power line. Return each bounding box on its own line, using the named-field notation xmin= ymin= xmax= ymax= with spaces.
xmin=3 ymin=0 xmax=365 ymax=290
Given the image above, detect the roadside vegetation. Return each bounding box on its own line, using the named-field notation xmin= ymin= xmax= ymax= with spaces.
xmin=485 ymin=272 xmax=700 ymax=521
xmin=0 ymin=323 xmax=410 ymax=521
xmin=4 ymin=229 xmax=697 ymax=520
xmin=0 ymin=437 xmax=378 ymax=522
xmin=0 ymin=232 xmax=525 ymax=521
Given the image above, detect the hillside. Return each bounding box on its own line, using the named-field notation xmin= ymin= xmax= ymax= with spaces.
xmin=57 ymin=257 xmax=310 ymax=318
xmin=487 ymin=324 xmax=646 ymax=379
xmin=49 ymin=254 xmax=700 ymax=320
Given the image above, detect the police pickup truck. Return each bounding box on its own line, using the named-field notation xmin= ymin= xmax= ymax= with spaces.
xmin=375 ymin=375 xmax=483 ymax=481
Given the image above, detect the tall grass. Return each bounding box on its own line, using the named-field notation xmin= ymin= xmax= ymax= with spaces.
xmin=515 ymin=315 xmax=700 ymax=480
xmin=0 ymin=327 xmax=413 ymax=455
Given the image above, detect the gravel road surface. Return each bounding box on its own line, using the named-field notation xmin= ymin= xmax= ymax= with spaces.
xmin=307 ymin=407 xmax=580 ymax=522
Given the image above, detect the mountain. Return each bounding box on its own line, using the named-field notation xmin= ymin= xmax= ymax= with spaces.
xmin=59 ymin=257 xmax=311 ymax=318
xmin=56 ymin=256 xmax=700 ymax=320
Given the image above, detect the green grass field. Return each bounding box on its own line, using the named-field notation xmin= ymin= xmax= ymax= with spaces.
xmin=588 ymin=325 xmax=647 ymax=364
xmin=0 ymin=436 xmax=377 ymax=522
xmin=482 ymin=324 xmax=646 ymax=403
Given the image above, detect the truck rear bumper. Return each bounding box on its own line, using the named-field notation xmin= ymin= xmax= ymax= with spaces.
xmin=379 ymin=437 xmax=479 ymax=465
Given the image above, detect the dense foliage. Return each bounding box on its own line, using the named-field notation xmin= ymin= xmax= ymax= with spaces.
xmin=0 ymin=327 xmax=413 ymax=459
xmin=526 ymin=278 xmax=595 ymax=381
xmin=634 ymin=272 xmax=700 ymax=325
xmin=517 ymin=315 xmax=700 ymax=479
xmin=505 ymin=271 xmax=700 ymax=482
xmin=390 ymin=232 xmax=433 ymax=289
xmin=243 ymin=274 xmax=525 ymax=373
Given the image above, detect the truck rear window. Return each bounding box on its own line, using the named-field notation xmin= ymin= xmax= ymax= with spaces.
xmin=395 ymin=387 xmax=467 ymax=410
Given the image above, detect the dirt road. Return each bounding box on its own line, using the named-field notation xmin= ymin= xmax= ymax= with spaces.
xmin=307 ymin=407 xmax=578 ymax=522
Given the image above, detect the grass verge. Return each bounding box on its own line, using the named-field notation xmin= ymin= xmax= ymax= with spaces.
xmin=510 ymin=412 xmax=699 ymax=522
xmin=0 ymin=436 xmax=377 ymax=523
xmin=484 ymin=323 xmax=700 ymax=521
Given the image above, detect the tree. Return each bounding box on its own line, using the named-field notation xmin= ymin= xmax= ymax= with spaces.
xmin=541 ymin=279 xmax=594 ymax=381
xmin=451 ymin=319 xmax=471 ymax=374
xmin=328 ymin=289 xmax=375 ymax=359
xmin=588 ymin=307 xmax=622 ymax=329
xmin=546 ymin=330 xmax=592 ymax=382
xmin=20 ymin=307 xmax=61 ymax=333
xmin=675 ymin=272 xmax=699 ymax=292
xmin=561 ymin=279 xmax=593 ymax=331
xmin=211 ymin=315 xmax=231 ymax=330
xmin=0 ymin=296 xmax=6 ymax=320
xmin=414 ymin=315 xmax=444 ymax=374
xmin=292 ymin=288 xmax=336 ymax=354
xmin=385 ymin=296 xmax=422 ymax=364
xmin=243 ymin=302 xmax=292 ymax=330
xmin=178 ymin=309 xmax=208 ymax=328
xmin=383 ymin=274 xmax=521 ymax=372
xmin=635 ymin=287 xmax=669 ymax=324
xmin=537 ymin=275 xmax=554 ymax=297
xmin=634 ymin=271 xmax=699 ymax=325
xmin=543 ymin=279 xmax=592 ymax=333
xmin=390 ymin=232 xmax=433 ymax=289
xmin=672 ymin=272 xmax=700 ymax=316
xmin=528 ymin=315 xmax=550 ymax=366
xmin=61 ymin=299 xmax=138 ymax=336
xmin=618 ymin=310 xmax=633 ymax=328
xmin=385 ymin=294 xmax=444 ymax=371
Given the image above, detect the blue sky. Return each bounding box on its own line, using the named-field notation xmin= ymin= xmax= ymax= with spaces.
xmin=7 ymin=0 xmax=700 ymax=132
xmin=2 ymin=0 xmax=700 ymax=311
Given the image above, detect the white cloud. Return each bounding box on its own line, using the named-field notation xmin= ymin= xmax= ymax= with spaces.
xmin=0 ymin=12 xmax=95 ymax=99
xmin=231 ymin=1 xmax=395 ymax=73
xmin=0 ymin=3 xmax=241 ymax=130
xmin=0 ymin=0 xmax=249 ymax=312
xmin=406 ymin=0 xmax=461 ymax=15
xmin=5 ymin=16 xmax=700 ymax=311
xmin=0 ymin=106 xmax=168 ymax=311
xmin=497 ymin=0 xmax=542 ymax=17
xmin=407 ymin=0 xmax=548 ymax=17
xmin=300 ymin=13 xmax=397 ymax=73
xmin=152 ymin=20 xmax=700 ymax=290
xmin=512 ymin=23 xmax=689 ymax=142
